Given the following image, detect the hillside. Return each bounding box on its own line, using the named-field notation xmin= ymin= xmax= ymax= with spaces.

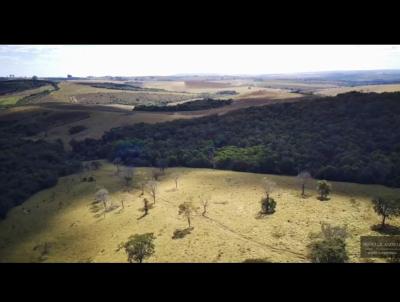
xmin=0 ymin=164 xmax=398 ymax=263
xmin=71 ymin=92 xmax=400 ymax=188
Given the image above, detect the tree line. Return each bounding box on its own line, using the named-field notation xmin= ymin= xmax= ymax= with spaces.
xmin=71 ymin=91 xmax=400 ymax=187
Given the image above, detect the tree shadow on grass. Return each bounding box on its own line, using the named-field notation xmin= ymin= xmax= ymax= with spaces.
xmin=371 ymin=224 xmax=400 ymax=235
xmin=317 ymin=196 xmax=331 ymax=201
xmin=172 ymin=227 xmax=194 ymax=239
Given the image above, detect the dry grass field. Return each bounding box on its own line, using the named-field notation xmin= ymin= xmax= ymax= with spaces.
xmin=316 ymin=84 xmax=400 ymax=96
xmin=0 ymin=163 xmax=398 ymax=263
xmin=30 ymin=82 xmax=198 ymax=106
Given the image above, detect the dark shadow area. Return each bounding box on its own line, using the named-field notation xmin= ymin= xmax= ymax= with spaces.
xmin=317 ymin=196 xmax=331 ymax=201
xmin=172 ymin=227 xmax=194 ymax=239
xmin=242 ymin=258 xmax=271 ymax=263
xmin=371 ymin=224 xmax=400 ymax=235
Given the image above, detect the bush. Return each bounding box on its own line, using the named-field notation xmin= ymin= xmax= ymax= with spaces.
xmin=308 ymin=238 xmax=348 ymax=263
xmin=317 ymin=180 xmax=331 ymax=200
xmin=308 ymin=223 xmax=349 ymax=263
xmin=260 ymin=197 xmax=276 ymax=214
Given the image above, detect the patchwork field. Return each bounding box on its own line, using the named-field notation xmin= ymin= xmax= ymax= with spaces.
xmin=29 ymin=82 xmax=199 ymax=106
xmin=0 ymin=163 xmax=398 ymax=263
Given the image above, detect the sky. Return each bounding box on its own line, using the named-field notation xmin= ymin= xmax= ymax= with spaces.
xmin=0 ymin=45 xmax=400 ymax=77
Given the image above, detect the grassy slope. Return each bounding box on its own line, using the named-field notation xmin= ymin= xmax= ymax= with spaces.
xmin=0 ymin=163 xmax=398 ymax=263
xmin=0 ymin=85 xmax=54 ymax=106
xmin=316 ymin=84 xmax=400 ymax=96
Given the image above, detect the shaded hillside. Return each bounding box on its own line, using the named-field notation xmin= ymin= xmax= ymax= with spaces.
xmin=71 ymin=92 xmax=400 ymax=187
xmin=134 ymin=98 xmax=233 ymax=112
xmin=0 ymin=80 xmax=56 ymax=96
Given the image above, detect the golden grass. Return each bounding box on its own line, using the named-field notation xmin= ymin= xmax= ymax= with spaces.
xmin=316 ymin=84 xmax=400 ymax=96
xmin=37 ymin=82 xmax=198 ymax=105
xmin=1 ymin=163 xmax=398 ymax=263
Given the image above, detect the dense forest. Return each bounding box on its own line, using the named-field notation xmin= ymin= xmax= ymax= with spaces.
xmin=71 ymin=92 xmax=400 ymax=188
xmin=134 ymin=98 xmax=233 ymax=112
xmin=0 ymin=113 xmax=82 ymax=218
xmin=77 ymin=82 xmax=165 ymax=92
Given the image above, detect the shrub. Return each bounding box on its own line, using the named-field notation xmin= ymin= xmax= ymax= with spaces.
xmin=260 ymin=197 xmax=276 ymax=214
xmin=317 ymin=180 xmax=331 ymax=200
xmin=308 ymin=238 xmax=348 ymax=263
xmin=308 ymin=223 xmax=349 ymax=263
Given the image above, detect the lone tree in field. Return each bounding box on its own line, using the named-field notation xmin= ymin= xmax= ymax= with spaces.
xmin=317 ymin=180 xmax=331 ymax=200
xmin=178 ymin=201 xmax=196 ymax=228
xmin=146 ymin=180 xmax=159 ymax=204
xmin=95 ymin=188 xmax=110 ymax=211
xmin=143 ymin=198 xmax=150 ymax=216
xmin=124 ymin=233 xmax=155 ymax=263
xmin=113 ymin=157 xmax=122 ymax=175
xmin=263 ymin=178 xmax=276 ymax=201
xmin=200 ymin=194 xmax=211 ymax=216
xmin=372 ymin=197 xmax=400 ymax=228
xmin=260 ymin=178 xmax=277 ymax=214
xmin=120 ymin=166 xmax=135 ymax=190
xmin=156 ymin=159 xmax=168 ymax=174
xmin=172 ymin=173 xmax=180 ymax=189
xmin=297 ymin=171 xmax=312 ymax=197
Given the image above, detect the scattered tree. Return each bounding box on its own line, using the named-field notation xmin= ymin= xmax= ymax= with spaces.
xmin=263 ymin=178 xmax=276 ymax=201
xmin=173 ymin=173 xmax=180 ymax=189
xmin=146 ymin=180 xmax=159 ymax=204
xmin=200 ymin=195 xmax=210 ymax=216
xmin=297 ymin=171 xmax=312 ymax=197
xmin=317 ymin=180 xmax=331 ymax=200
xmin=120 ymin=166 xmax=135 ymax=190
xmin=372 ymin=197 xmax=400 ymax=228
xmin=156 ymin=159 xmax=168 ymax=173
xmin=178 ymin=201 xmax=196 ymax=228
xmin=124 ymin=233 xmax=155 ymax=263
xmin=94 ymin=188 xmax=110 ymax=211
xmin=113 ymin=157 xmax=122 ymax=175
xmin=260 ymin=196 xmax=276 ymax=214
xmin=260 ymin=178 xmax=277 ymax=214
xmin=143 ymin=198 xmax=150 ymax=215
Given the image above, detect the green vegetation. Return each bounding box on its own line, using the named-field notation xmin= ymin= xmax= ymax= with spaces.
xmin=124 ymin=233 xmax=155 ymax=263
xmin=317 ymin=180 xmax=332 ymax=200
xmin=0 ymin=79 xmax=54 ymax=95
xmin=0 ymin=113 xmax=82 ymax=218
xmin=134 ymin=98 xmax=233 ymax=112
xmin=260 ymin=197 xmax=276 ymax=214
xmin=372 ymin=197 xmax=400 ymax=228
xmin=308 ymin=223 xmax=349 ymax=263
xmin=77 ymin=82 xmax=165 ymax=92
xmin=71 ymin=92 xmax=400 ymax=188
xmin=0 ymin=96 xmax=19 ymax=106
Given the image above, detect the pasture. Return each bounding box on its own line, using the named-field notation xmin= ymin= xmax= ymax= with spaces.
xmin=0 ymin=163 xmax=398 ymax=263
